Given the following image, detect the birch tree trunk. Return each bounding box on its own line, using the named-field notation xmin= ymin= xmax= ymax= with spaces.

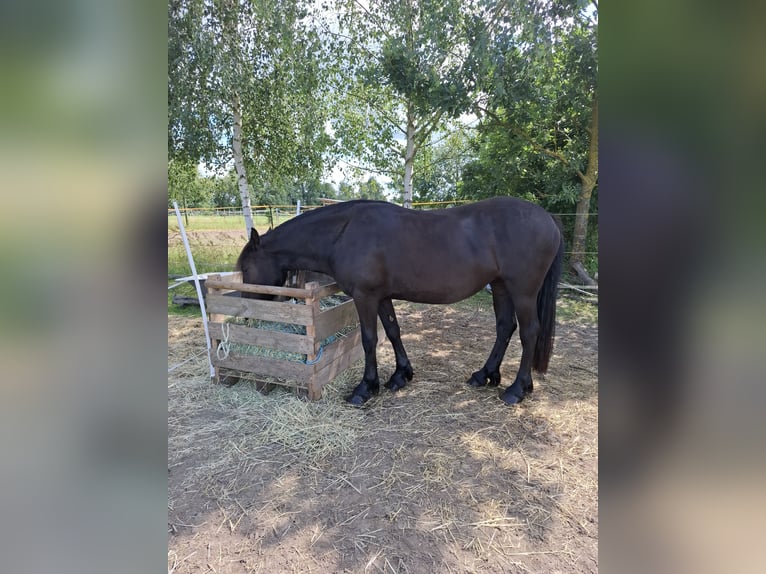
xmin=232 ymin=95 xmax=254 ymax=234
xmin=402 ymin=105 xmax=416 ymax=209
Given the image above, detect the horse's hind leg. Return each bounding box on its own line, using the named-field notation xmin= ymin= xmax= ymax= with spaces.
xmin=500 ymin=294 xmax=539 ymax=405
xmin=467 ymin=280 xmax=517 ymax=388
xmin=346 ymin=295 xmax=381 ymax=406
xmin=378 ymin=298 xmax=413 ymax=392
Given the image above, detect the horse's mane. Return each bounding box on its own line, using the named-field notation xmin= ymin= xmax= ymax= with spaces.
xmin=266 ymin=200 xmax=389 ymax=240
xmin=236 ymin=200 xmax=390 ymax=270
xmin=277 ymin=200 xmax=387 ymax=228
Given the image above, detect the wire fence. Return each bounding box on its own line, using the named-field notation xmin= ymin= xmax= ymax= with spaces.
xmin=168 ymin=201 xmax=598 ymax=296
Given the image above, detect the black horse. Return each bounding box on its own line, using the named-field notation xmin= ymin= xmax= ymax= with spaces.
xmin=236 ymin=198 xmax=564 ymax=406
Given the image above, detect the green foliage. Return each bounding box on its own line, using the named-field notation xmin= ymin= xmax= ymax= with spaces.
xmin=333 ymin=178 xmax=388 ymax=201
xmin=168 ymin=0 xmax=332 ymax=183
xmin=168 ymin=0 xmax=598 ymax=273
xmin=459 ymin=0 xmax=598 ymax=272
xmin=209 ymin=171 xmax=239 ymax=207
xmin=168 ymin=159 xmax=211 ymax=208
xmin=412 ymin=126 xmax=475 ymax=203
xmin=336 ymin=181 xmax=355 ymax=201
xmin=357 ymin=177 xmax=387 ymax=201
xmin=329 ymin=0 xmax=489 ymax=188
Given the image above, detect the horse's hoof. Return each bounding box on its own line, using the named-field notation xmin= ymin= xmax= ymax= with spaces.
xmin=384 ymin=374 xmax=406 ymax=392
xmin=466 ymin=371 xmax=487 ymax=387
xmin=346 ymin=380 xmax=379 ymax=405
xmin=385 ymin=366 xmax=412 ymax=392
xmin=346 ymin=393 xmax=369 ymax=406
xmin=499 ymin=387 xmax=525 ymax=405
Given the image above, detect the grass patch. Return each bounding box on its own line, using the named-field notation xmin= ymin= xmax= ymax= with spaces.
xmin=557 ymin=294 xmax=598 ymax=324
xmin=168 ymin=211 xmax=298 ymax=232
xmin=168 ymin=285 xmax=202 ymax=317
xmin=442 ymin=289 xmax=597 ymax=326
xmin=168 ymin=244 xmax=241 ymax=277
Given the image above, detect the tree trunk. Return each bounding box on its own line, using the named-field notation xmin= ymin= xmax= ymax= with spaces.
xmin=402 ymin=104 xmax=416 ymax=209
xmin=570 ymin=95 xmax=598 ymax=285
xmin=232 ymin=95 xmax=254 ymax=235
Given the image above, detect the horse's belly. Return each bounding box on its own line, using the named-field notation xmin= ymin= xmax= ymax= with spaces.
xmin=392 ymin=276 xmax=490 ymax=305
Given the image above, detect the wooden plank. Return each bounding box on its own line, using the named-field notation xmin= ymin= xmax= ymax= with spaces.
xmin=317 ymin=327 xmax=362 ymax=364
xmin=206 ymin=294 xmax=313 ymax=325
xmin=304 ymin=282 xmax=320 ymax=360
xmin=313 ymin=324 xmax=385 ymax=387
xmin=312 ymin=282 xmax=342 ymax=300
xmin=315 ymin=299 xmax=360 ymax=341
xmin=212 ymin=353 xmax=312 ymax=383
xmin=204 ymin=279 xmax=312 ymax=299
xmin=207 ymin=272 xmax=244 ymax=297
xmin=207 ymin=274 xmax=226 ymax=384
xmin=209 ymin=322 xmax=314 ymax=355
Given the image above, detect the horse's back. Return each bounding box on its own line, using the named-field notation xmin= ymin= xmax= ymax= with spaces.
xmin=339 ymin=197 xmax=559 ymax=258
xmin=330 ymin=198 xmax=559 ymax=303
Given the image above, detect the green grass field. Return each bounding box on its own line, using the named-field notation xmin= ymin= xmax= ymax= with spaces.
xmin=168 ymin=210 xmax=300 ymax=232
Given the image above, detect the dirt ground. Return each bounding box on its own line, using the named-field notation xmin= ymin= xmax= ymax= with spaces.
xmin=168 ymin=296 xmax=598 ymax=573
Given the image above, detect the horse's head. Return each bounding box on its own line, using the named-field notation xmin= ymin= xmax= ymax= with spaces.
xmin=236 ymin=228 xmax=284 ymax=295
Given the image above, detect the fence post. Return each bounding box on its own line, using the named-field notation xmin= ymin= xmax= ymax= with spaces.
xmin=173 ymin=201 xmax=216 ymax=380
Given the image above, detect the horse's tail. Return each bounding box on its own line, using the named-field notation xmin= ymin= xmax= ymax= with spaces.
xmin=532 ymin=231 xmax=564 ymax=373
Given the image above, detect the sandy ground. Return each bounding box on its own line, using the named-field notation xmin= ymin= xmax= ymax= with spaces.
xmin=168 ymin=296 xmax=597 ymax=573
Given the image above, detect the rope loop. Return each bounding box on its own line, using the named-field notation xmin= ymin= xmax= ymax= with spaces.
xmin=216 ymin=322 xmax=231 ymax=361
xmin=304 ymin=345 xmax=324 ymax=365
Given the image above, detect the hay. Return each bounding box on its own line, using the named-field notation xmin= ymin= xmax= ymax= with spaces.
xmin=168 ymin=296 xmax=599 ymax=572
xmin=219 ymin=294 xmax=358 ymax=364
xmin=169 ymin=315 xmax=367 ymax=506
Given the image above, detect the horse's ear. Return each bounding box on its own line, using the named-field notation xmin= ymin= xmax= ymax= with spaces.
xmin=249 ymin=227 xmax=260 ymax=249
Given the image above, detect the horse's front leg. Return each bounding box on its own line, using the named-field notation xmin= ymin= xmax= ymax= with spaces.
xmin=346 ymin=296 xmax=381 ymax=406
xmin=378 ymin=298 xmax=413 ymax=392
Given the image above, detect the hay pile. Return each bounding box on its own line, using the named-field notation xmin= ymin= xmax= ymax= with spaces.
xmin=169 ymin=316 xmax=367 ymax=501
xmin=219 ymin=294 xmax=357 ymax=364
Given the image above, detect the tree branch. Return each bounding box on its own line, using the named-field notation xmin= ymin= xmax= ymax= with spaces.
xmin=476 ymin=103 xmax=586 ymax=181
xmin=335 ymin=159 xmax=401 ymax=178
xmin=413 ymin=109 xmax=446 ymax=153
xmin=352 ymin=0 xmax=394 ymax=42
xmin=345 ymin=89 xmax=404 ymax=134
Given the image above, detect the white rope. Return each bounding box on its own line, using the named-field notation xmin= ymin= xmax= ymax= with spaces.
xmin=168 ymin=354 xmax=197 ymax=373
xmin=216 ymin=322 xmax=231 ymax=361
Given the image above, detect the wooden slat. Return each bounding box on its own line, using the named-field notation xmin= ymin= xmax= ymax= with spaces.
xmin=315 ymin=299 xmax=360 ymax=341
xmin=304 ymin=282 xmax=320 ymax=361
xmin=313 ymin=324 xmax=385 ymax=386
xmin=209 ymin=322 xmax=314 ymax=355
xmin=212 ymin=353 xmax=312 ymax=382
xmin=207 ymin=274 xmax=225 ymax=384
xmin=312 ymin=282 xmax=342 ymax=300
xmin=205 ymin=279 xmax=312 ymax=299
xmin=206 ymin=294 xmax=313 ymax=325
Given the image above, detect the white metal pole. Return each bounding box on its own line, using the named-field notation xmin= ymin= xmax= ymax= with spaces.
xmin=173 ymin=201 xmax=216 ymax=378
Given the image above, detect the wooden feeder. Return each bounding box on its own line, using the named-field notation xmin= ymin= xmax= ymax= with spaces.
xmin=204 ymin=272 xmax=381 ymax=400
